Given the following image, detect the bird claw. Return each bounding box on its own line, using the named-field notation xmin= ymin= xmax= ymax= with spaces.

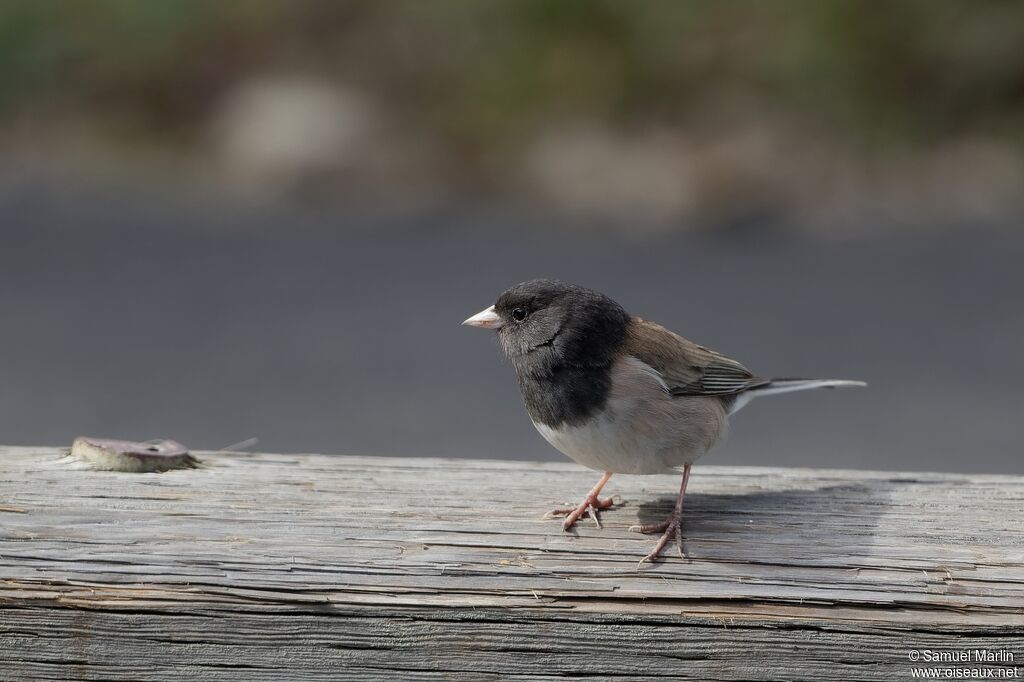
xmin=547 ymin=495 xmax=618 ymax=531
xmin=634 ymin=513 xmax=687 ymax=566
xmin=628 ymin=519 xmax=670 ymax=534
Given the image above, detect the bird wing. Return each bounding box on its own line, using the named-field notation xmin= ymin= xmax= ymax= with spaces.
xmin=623 ymin=318 xmax=768 ymax=397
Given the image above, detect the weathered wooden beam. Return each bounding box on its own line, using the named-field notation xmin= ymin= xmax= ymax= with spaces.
xmin=1 ymin=445 xmax=1022 ymax=680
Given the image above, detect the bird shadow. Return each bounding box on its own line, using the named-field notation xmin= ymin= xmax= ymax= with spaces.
xmin=626 ymin=481 xmax=897 ymax=561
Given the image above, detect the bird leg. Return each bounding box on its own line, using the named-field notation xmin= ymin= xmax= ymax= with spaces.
xmin=546 ymin=471 xmax=615 ymax=530
xmin=629 ymin=464 xmax=691 ymax=563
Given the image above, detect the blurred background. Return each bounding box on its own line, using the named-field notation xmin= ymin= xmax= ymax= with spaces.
xmin=1 ymin=1 xmax=1022 ymax=474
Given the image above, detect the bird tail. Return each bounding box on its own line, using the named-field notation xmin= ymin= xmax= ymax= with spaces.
xmin=730 ymin=378 xmax=866 ymax=414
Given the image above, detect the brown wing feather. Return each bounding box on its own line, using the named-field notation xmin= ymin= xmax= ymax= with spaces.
xmin=623 ymin=318 xmax=768 ymax=397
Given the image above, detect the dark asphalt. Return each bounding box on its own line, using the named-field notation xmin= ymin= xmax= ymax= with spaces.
xmin=2 ymin=182 xmax=1021 ymax=474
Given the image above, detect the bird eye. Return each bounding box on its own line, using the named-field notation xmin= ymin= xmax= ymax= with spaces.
xmin=511 ymin=307 xmax=528 ymax=322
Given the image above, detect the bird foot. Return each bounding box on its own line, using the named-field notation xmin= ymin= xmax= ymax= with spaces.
xmin=630 ymin=511 xmax=686 ymax=564
xmin=545 ymin=494 xmax=619 ymax=530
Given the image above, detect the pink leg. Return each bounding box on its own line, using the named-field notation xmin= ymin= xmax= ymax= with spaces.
xmin=629 ymin=464 xmax=691 ymax=563
xmin=546 ymin=471 xmax=615 ymax=530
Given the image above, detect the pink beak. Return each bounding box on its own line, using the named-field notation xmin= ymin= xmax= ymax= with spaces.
xmin=462 ymin=305 xmax=504 ymax=329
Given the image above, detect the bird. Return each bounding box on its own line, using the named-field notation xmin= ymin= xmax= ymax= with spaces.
xmin=463 ymin=279 xmax=865 ymax=564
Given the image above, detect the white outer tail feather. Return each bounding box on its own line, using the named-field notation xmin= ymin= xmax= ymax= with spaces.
xmin=729 ymin=379 xmax=866 ymax=414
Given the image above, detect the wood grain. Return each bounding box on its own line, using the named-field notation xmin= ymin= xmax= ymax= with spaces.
xmin=1 ymin=445 xmax=1022 ymax=680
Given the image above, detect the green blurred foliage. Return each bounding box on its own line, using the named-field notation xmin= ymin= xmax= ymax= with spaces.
xmin=1 ymin=0 xmax=1023 ymax=152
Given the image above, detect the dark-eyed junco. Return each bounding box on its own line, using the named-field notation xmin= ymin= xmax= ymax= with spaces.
xmin=464 ymin=279 xmax=864 ymax=563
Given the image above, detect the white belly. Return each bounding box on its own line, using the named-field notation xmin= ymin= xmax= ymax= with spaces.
xmin=532 ymin=415 xmax=678 ymax=474
xmin=530 ymin=356 xmax=728 ymax=474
